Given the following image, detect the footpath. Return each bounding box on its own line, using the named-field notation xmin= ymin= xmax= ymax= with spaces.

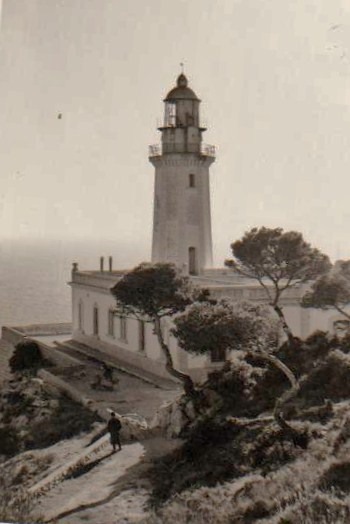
xmin=35 ymin=438 xmax=146 ymax=523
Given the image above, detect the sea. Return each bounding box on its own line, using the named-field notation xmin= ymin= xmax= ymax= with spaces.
xmin=0 ymin=238 xmax=149 ymax=330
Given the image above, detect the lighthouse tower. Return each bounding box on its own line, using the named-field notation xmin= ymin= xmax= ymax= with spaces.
xmin=149 ymin=73 xmax=215 ymax=275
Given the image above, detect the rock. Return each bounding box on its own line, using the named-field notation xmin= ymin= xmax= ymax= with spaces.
xmin=182 ymin=400 xmax=197 ymax=422
xmin=168 ymin=405 xmax=187 ymax=437
xmin=150 ymin=401 xmax=173 ymax=431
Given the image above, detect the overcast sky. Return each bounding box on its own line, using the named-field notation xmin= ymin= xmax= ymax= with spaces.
xmin=0 ymin=0 xmax=350 ymax=265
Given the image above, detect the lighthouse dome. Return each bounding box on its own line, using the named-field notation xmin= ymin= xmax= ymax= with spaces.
xmin=164 ymin=74 xmax=199 ymax=101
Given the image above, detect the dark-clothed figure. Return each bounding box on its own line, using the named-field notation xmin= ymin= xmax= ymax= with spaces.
xmin=107 ymin=412 xmax=122 ymax=452
xmin=102 ymin=362 xmax=119 ymax=389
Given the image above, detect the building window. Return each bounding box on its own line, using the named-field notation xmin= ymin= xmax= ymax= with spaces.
xmin=108 ymin=309 xmax=115 ymax=337
xmin=189 ymin=173 xmax=195 ymax=187
xmin=93 ymin=306 xmax=99 ymax=336
xmin=210 ymin=347 xmax=226 ymax=363
xmin=120 ymin=316 xmax=127 ymax=341
xmin=138 ymin=320 xmax=146 ymax=352
xmin=78 ymin=301 xmax=84 ymax=332
xmin=189 ymin=246 xmax=198 ymax=275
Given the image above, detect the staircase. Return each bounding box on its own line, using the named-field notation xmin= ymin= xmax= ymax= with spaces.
xmin=29 ymin=433 xmax=111 ymax=497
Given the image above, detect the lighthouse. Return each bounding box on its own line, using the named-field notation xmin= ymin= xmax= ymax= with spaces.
xmin=149 ymin=73 xmax=216 ymax=275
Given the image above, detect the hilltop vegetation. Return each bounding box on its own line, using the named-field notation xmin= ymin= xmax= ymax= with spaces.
xmin=144 ymin=335 xmax=350 ymax=523
xmin=109 ymin=230 xmax=350 ymax=522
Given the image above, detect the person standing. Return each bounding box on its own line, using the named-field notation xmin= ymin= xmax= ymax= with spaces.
xmin=107 ymin=412 xmax=122 ymax=452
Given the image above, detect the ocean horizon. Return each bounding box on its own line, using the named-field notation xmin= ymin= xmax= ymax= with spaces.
xmin=0 ymin=238 xmax=150 ymax=330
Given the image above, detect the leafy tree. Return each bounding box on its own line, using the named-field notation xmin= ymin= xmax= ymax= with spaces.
xmin=302 ymin=262 xmax=350 ymax=321
xmin=9 ymin=339 xmax=44 ymax=374
xmin=173 ymin=300 xmax=278 ymax=355
xmin=225 ymin=227 xmax=331 ymax=343
xmin=111 ymin=263 xmax=208 ymax=397
xmin=173 ymin=300 xmax=305 ymax=444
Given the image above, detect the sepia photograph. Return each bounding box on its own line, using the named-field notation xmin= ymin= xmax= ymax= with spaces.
xmin=1 ymin=1 xmax=350 ymax=523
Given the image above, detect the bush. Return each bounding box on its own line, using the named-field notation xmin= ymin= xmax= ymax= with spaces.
xmin=0 ymin=426 xmax=20 ymax=457
xmin=148 ymin=417 xmax=299 ymax=506
xmin=149 ymin=419 xmax=242 ymax=505
xmin=26 ymin=394 xmax=102 ymax=449
xmin=298 ymin=350 xmax=350 ymax=407
xmin=9 ymin=340 xmax=44 ymax=373
xmin=277 ymin=489 xmax=350 ymax=524
xmin=319 ymin=461 xmax=350 ymax=495
xmin=0 ymin=474 xmax=44 ymax=523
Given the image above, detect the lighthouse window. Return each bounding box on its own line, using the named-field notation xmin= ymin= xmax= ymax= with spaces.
xmin=189 ymin=247 xmax=198 ymax=275
xmin=165 ymin=102 xmax=176 ymax=127
xmin=189 ymin=174 xmax=195 ymax=188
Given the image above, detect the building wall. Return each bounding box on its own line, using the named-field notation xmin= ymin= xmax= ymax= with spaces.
xmin=71 ymin=283 xmax=216 ymax=381
xmin=71 ymin=274 xmax=350 ymax=383
xmin=72 ymin=286 xmax=161 ymax=359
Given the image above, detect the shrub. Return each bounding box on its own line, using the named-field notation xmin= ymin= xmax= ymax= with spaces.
xmin=26 ymin=394 xmax=102 ymax=449
xmin=0 ymin=426 xmax=20 ymax=457
xmin=0 ymin=474 xmax=44 ymax=523
xmin=148 ymin=417 xmax=299 ymax=506
xmin=149 ymin=419 xmax=243 ymax=505
xmin=9 ymin=339 xmax=44 ymax=373
xmin=319 ymin=461 xmax=350 ymax=495
xmin=298 ymin=350 xmax=350 ymax=406
xmin=276 ymin=489 xmax=350 ymax=523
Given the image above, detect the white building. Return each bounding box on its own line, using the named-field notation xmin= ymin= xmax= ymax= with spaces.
xmin=70 ymin=74 xmax=345 ymax=382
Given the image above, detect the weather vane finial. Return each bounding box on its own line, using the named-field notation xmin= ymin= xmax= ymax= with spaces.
xmin=180 ymin=62 xmax=184 ymax=74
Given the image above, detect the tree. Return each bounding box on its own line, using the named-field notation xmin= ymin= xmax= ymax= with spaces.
xmin=302 ymin=262 xmax=350 ymax=322
xmin=9 ymin=339 xmax=44 ymax=374
xmin=173 ymin=300 xmax=306 ymax=445
xmin=111 ymin=263 xmax=208 ymax=397
xmin=173 ymin=300 xmax=278 ymax=355
xmin=225 ymin=227 xmax=331 ymax=343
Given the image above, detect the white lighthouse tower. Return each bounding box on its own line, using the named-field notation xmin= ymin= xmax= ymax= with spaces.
xmin=149 ymin=73 xmax=216 ymax=275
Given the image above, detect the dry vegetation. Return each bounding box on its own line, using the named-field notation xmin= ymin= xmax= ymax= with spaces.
xmin=142 ymin=333 xmax=350 ymax=523
xmin=0 ymin=375 xmax=101 ymax=460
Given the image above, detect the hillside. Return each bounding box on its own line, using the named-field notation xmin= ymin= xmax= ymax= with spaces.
xmin=2 ymin=334 xmax=350 ymax=523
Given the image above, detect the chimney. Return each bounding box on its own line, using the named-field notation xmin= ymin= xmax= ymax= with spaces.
xmin=100 ymin=256 xmax=104 ymax=272
xmin=109 ymin=256 xmax=113 ymax=272
xmin=72 ymin=262 xmax=79 ymax=273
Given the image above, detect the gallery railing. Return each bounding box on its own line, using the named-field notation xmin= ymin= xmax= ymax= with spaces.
xmin=148 ymin=143 xmax=216 ymax=157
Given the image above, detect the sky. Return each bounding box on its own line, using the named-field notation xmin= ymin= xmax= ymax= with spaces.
xmin=0 ymin=0 xmax=350 ymax=265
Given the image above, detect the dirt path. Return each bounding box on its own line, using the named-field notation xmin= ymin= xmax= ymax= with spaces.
xmin=37 ymin=436 xmax=182 ymax=524
xmin=53 ymin=348 xmax=181 ymax=422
